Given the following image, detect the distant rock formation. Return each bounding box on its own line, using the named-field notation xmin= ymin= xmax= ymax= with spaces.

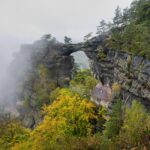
xmin=6 ymin=35 xmax=150 ymax=127
xmin=64 ymin=36 xmax=150 ymax=109
xmin=7 ymin=39 xmax=74 ymax=128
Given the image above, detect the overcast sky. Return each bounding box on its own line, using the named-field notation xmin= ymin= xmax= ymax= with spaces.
xmin=0 ymin=0 xmax=133 ymax=64
xmin=1 ymin=0 xmax=133 ymax=42
xmin=0 ymin=0 xmax=133 ymax=106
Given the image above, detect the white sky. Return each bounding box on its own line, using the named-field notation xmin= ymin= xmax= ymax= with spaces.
xmin=0 ymin=0 xmax=133 ymax=42
xmin=0 ymin=0 xmax=133 ymax=104
xmin=0 ymin=0 xmax=133 ymax=65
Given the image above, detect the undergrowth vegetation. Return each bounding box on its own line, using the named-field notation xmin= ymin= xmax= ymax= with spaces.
xmin=0 ymin=69 xmax=149 ymax=150
xmin=0 ymin=0 xmax=150 ymax=149
xmin=96 ymin=0 xmax=150 ymax=59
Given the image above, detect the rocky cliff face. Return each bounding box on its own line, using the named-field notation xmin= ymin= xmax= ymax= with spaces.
xmin=62 ymin=36 xmax=150 ymax=109
xmin=80 ymin=37 xmax=150 ymax=109
xmin=8 ymin=39 xmax=74 ymax=128
xmin=7 ymin=36 xmax=150 ymax=127
xmin=90 ymin=49 xmax=150 ymax=109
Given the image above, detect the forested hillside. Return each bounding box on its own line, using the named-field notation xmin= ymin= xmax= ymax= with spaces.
xmin=96 ymin=0 xmax=150 ymax=59
xmin=0 ymin=69 xmax=150 ymax=150
xmin=0 ymin=0 xmax=150 ymax=149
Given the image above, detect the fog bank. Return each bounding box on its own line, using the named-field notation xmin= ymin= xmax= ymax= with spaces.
xmin=0 ymin=0 xmax=133 ymax=113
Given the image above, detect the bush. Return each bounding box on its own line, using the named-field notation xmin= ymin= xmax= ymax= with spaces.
xmin=0 ymin=116 xmax=30 ymax=150
xmin=112 ymin=82 xmax=121 ymax=98
xmin=118 ymin=100 xmax=150 ymax=148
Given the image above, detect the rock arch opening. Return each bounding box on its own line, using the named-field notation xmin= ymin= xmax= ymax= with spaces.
xmin=71 ymin=51 xmax=90 ymax=69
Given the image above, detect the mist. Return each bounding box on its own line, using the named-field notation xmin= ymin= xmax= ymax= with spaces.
xmin=0 ymin=0 xmax=133 ymax=113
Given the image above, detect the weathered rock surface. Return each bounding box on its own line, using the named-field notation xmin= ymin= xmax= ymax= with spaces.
xmin=9 ymin=39 xmax=74 ymax=128
xmin=63 ymin=36 xmax=150 ymax=109
xmin=7 ymin=36 xmax=150 ymax=127
xmin=79 ymin=37 xmax=150 ymax=109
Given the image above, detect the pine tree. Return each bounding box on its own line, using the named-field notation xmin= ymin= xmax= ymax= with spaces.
xmin=84 ymin=32 xmax=93 ymax=41
xmin=64 ymin=36 xmax=72 ymax=44
xmin=103 ymin=99 xmax=123 ymax=139
xmin=96 ymin=20 xmax=107 ymax=35
xmin=113 ymin=6 xmax=123 ymax=27
xmin=119 ymin=101 xmax=150 ymax=148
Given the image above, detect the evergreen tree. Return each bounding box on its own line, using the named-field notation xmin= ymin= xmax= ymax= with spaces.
xmin=41 ymin=34 xmax=52 ymax=41
xmin=64 ymin=36 xmax=72 ymax=44
xmin=84 ymin=32 xmax=93 ymax=41
xmin=122 ymin=7 xmax=130 ymax=25
xmin=119 ymin=101 xmax=150 ymax=148
xmin=103 ymin=99 xmax=123 ymax=139
xmin=113 ymin=6 xmax=123 ymax=27
xmin=96 ymin=20 xmax=107 ymax=35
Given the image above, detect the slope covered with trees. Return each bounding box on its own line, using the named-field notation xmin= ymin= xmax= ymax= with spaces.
xmin=96 ymin=0 xmax=150 ymax=59
xmin=0 ymin=69 xmax=149 ymax=150
xmin=0 ymin=0 xmax=150 ymax=149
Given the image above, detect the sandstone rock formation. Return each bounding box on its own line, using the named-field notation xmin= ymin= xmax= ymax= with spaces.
xmin=7 ymin=35 xmax=150 ymax=127
xmin=64 ymin=36 xmax=150 ymax=109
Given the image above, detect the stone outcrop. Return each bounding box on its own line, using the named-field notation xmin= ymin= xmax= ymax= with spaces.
xmin=8 ymin=39 xmax=74 ymax=128
xmin=7 ymin=35 xmax=150 ymax=127
xmin=63 ymin=36 xmax=150 ymax=109
xmin=91 ymin=82 xmax=112 ymax=108
xmin=92 ymin=49 xmax=150 ymax=108
xmin=73 ymin=37 xmax=150 ymax=109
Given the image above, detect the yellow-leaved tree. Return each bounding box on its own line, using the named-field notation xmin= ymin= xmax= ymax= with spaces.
xmin=12 ymin=89 xmax=98 ymax=150
xmin=0 ymin=116 xmax=30 ymax=150
xmin=118 ymin=100 xmax=150 ymax=149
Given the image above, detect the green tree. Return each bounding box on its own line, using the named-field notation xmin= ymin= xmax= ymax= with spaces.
xmin=0 ymin=116 xmax=29 ymax=150
xmin=113 ymin=6 xmax=123 ymax=27
xmin=84 ymin=32 xmax=93 ymax=41
xmin=33 ymin=64 xmax=56 ymax=109
xmin=41 ymin=34 xmax=52 ymax=41
xmin=13 ymin=89 xmax=98 ymax=150
xmin=122 ymin=7 xmax=130 ymax=26
xmin=130 ymin=0 xmax=150 ymax=24
xmin=64 ymin=36 xmax=72 ymax=44
xmin=69 ymin=69 xmax=97 ymax=99
xmin=103 ymin=99 xmax=123 ymax=139
xmin=106 ymin=0 xmax=150 ymax=58
xmin=118 ymin=100 xmax=150 ymax=148
xmin=96 ymin=20 xmax=107 ymax=35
